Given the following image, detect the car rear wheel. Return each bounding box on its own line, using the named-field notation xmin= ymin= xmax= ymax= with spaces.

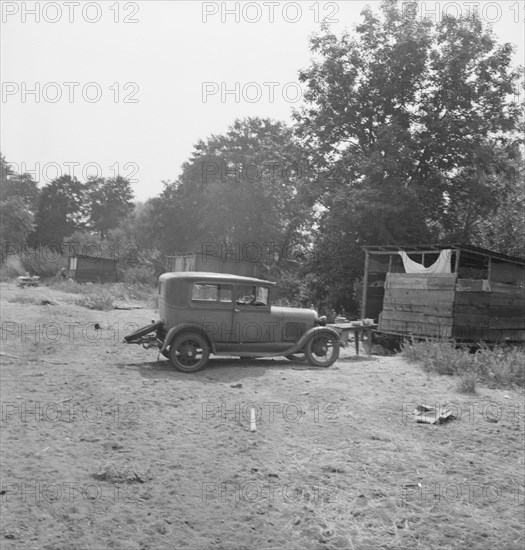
xmin=304 ymin=333 xmax=339 ymax=367
xmin=169 ymin=332 xmax=210 ymax=373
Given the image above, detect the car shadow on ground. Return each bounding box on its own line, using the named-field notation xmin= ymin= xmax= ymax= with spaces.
xmin=115 ymin=356 xmax=335 ymax=383
xmin=337 ymin=355 xmax=379 ymax=362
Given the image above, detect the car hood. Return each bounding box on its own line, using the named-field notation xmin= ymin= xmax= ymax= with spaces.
xmin=270 ymin=306 xmax=318 ymax=323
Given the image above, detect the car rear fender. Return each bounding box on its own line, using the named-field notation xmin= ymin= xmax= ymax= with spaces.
xmin=160 ymin=323 xmax=216 ymax=354
xmin=285 ymin=326 xmax=344 ymax=355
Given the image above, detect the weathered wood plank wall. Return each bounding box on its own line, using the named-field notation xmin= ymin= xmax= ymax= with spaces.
xmin=379 ymin=273 xmax=525 ymax=342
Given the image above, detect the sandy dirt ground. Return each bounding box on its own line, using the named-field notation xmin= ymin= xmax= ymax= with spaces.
xmin=1 ymin=282 xmax=524 ymax=550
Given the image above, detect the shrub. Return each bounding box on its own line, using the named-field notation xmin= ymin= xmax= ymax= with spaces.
xmin=21 ymin=248 xmax=66 ymax=277
xmin=75 ymin=291 xmax=114 ymax=311
xmin=121 ymin=264 xmax=156 ymax=285
xmin=48 ymin=279 xmax=156 ymax=309
xmin=51 ymin=279 xmax=85 ymax=294
xmin=401 ymin=338 xmax=524 ymax=388
xmin=473 ymin=343 xmax=525 ymax=387
xmin=8 ymin=293 xmax=42 ymax=305
xmin=456 ymin=371 xmax=477 ymax=394
xmin=0 ymin=256 xmax=26 ymax=280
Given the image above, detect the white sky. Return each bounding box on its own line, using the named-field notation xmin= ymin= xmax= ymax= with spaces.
xmin=1 ymin=1 xmax=523 ymax=201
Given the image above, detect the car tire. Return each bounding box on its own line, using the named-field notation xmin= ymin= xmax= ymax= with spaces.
xmin=169 ymin=332 xmax=210 ymax=373
xmin=304 ymin=333 xmax=339 ymax=367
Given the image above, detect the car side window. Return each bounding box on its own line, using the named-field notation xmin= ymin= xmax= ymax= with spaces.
xmin=192 ymin=284 xmax=218 ymax=301
xmin=192 ymin=284 xmax=232 ymax=303
xmin=219 ymin=285 xmax=233 ymax=303
xmin=236 ymin=285 xmax=269 ymax=306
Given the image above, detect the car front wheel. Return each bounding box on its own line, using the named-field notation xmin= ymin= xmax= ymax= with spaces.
xmin=169 ymin=332 xmax=210 ymax=373
xmin=304 ymin=333 xmax=339 ymax=367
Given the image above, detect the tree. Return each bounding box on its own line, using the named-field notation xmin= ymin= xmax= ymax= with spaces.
xmin=31 ymin=175 xmax=86 ymax=245
xmin=473 ymin=154 xmax=525 ymax=258
xmin=152 ymin=117 xmax=314 ymax=272
xmin=0 ymin=196 xmax=35 ymax=253
xmin=0 ymin=154 xmax=39 ymax=254
xmin=294 ymin=0 xmax=523 ymax=312
xmin=86 ymin=176 xmax=134 ymax=238
xmin=0 ymin=158 xmax=40 ymax=213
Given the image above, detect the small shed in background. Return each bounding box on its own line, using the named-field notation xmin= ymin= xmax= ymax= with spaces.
xmin=362 ymin=244 xmax=525 ymax=342
xmin=68 ymin=254 xmax=118 ymax=283
xmin=165 ymin=251 xmax=259 ymax=278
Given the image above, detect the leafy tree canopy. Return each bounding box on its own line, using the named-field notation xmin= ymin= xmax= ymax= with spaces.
xmin=152 ymin=117 xmax=314 ymax=270
xmin=86 ymin=176 xmax=134 ymax=238
xmin=294 ymin=0 xmax=523 ymax=312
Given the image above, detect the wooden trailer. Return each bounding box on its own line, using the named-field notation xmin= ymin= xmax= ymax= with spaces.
xmin=362 ymin=244 xmax=525 ymax=342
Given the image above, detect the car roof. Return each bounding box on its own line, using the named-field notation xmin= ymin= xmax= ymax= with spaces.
xmin=159 ymin=272 xmax=276 ymax=286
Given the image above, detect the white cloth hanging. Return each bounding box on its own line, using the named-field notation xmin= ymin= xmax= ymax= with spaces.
xmin=398 ymin=249 xmax=452 ymax=274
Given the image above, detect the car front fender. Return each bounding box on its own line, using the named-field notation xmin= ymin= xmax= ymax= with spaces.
xmin=285 ymin=326 xmax=345 ymax=355
xmin=160 ymin=323 xmax=216 ymax=354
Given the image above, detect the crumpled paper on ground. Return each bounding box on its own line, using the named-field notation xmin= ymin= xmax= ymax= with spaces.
xmin=414 ymin=404 xmax=455 ymax=425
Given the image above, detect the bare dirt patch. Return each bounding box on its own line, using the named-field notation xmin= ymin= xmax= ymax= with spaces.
xmin=1 ymin=283 xmax=524 ymax=549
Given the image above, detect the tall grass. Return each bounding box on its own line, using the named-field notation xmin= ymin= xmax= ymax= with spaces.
xmin=8 ymin=293 xmax=44 ymax=305
xmin=74 ymin=291 xmax=116 ymax=311
xmin=401 ymin=338 xmax=525 ymax=390
xmin=50 ymin=280 xmax=157 ymax=310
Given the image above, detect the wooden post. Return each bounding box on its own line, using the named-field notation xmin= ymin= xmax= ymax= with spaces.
xmin=361 ymin=250 xmax=370 ymax=319
xmin=487 ymin=257 xmax=492 ymax=282
xmin=387 ymin=254 xmax=393 ymax=272
xmin=454 ymin=250 xmax=461 ymax=274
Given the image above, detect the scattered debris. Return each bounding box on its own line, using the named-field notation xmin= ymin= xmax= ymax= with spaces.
xmin=230 ymin=383 xmax=242 ymax=389
xmin=414 ymin=404 xmax=455 ymax=425
xmin=41 ymin=299 xmax=54 ymax=305
xmin=93 ymin=461 xmax=150 ymax=483
xmin=94 ymin=323 xmax=102 ymax=330
xmin=16 ymin=275 xmax=40 ymax=287
xmin=36 ymin=447 xmax=50 ymax=456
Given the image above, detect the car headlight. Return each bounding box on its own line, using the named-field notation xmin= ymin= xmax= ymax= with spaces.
xmin=315 ymin=316 xmax=327 ymax=326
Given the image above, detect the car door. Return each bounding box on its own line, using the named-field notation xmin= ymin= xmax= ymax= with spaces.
xmin=232 ymin=284 xmax=274 ymax=344
xmin=189 ymin=282 xmax=235 ymax=343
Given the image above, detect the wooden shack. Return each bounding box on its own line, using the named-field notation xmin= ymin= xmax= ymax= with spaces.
xmin=68 ymin=253 xmax=118 ymax=283
xmin=362 ymin=244 xmax=525 ymax=342
xmin=165 ymin=251 xmax=258 ymax=277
